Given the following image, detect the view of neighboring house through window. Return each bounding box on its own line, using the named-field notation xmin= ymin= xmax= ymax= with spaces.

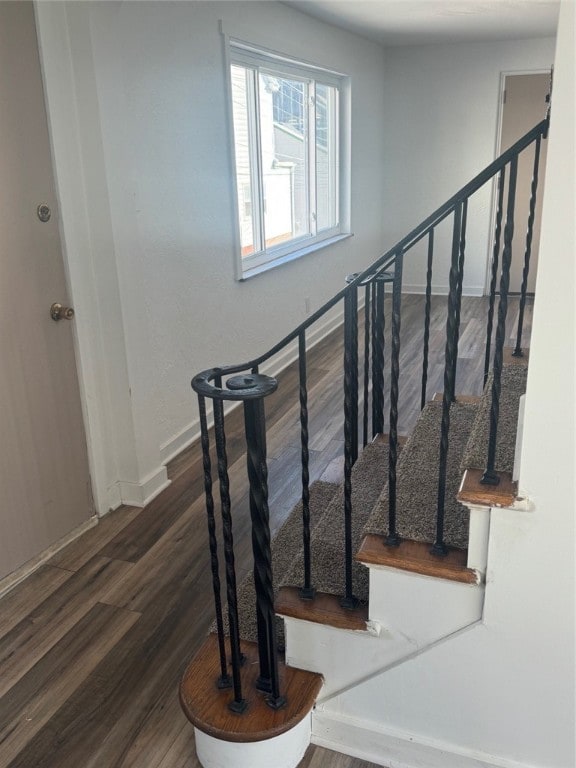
xmin=229 ymin=42 xmax=347 ymax=278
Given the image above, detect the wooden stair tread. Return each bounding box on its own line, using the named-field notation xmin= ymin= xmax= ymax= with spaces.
xmin=373 ymin=432 xmax=408 ymax=448
xmin=458 ymin=468 xmax=518 ymax=508
xmin=275 ymin=586 xmax=368 ymax=631
xmin=179 ymin=633 xmax=323 ymax=743
xmin=356 ymin=534 xmax=480 ymax=584
xmin=503 ymin=346 xmax=530 ymax=366
xmin=432 ymin=393 xmax=483 ymax=404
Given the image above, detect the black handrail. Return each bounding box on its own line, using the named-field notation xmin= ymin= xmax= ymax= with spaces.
xmin=190 ymin=115 xmax=548 ymax=714
xmin=194 ymin=119 xmax=548 ymax=385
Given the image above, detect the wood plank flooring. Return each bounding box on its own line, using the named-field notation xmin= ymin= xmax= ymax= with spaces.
xmin=0 ymin=295 xmax=532 ymax=768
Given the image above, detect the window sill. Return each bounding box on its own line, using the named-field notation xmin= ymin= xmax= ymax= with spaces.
xmin=238 ymin=233 xmax=354 ymax=281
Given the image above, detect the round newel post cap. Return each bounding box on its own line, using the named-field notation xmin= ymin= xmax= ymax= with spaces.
xmin=226 ymin=373 xmax=277 ymax=398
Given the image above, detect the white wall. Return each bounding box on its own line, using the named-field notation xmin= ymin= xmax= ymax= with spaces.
xmin=36 ymin=1 xmax=387 ymax=512
xmin=380 ymin=36 xmax=555 ymax=295
xmin=318 ymin=4 xmax=574 ymax=766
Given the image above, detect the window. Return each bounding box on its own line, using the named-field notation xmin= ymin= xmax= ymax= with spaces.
xmin=229 ymin=41 xmax=349 ymax=279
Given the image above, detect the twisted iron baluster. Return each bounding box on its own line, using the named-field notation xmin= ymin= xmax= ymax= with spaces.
xmin=213 ymin=397 xmax=246 ymax=713
xmin=243 ymin=397 xmax=286 ymax=709
xmin=198 ymin=395 xmax=231 ymax=689
xmin=513 ymin=135 xmax=542 ymax=357
xmin=363 ymin=283 xmax=371 ymax=447
xmin=351 ymin=287 xmax=359 ymax=466
xmin=421 ymin=229 xmax=434 ymax=410
xmin=387 ymin=252 xmax=403 ymax=547
xmin=451 ymin=198 xmax=468 ymax=400
xmin=433 ymin=203 xmax=463 ymax=556
xmin=298 ymin=330 xmax=314 ymax=600
xmin=484 ymin=167 xmax=506 ymax=387
xmin=372 ymin=278 xmax=385 ymax=436
xmin=482 ymin=157 xmax=518 ymax=485
xmin=341 ymin=288 xmax=359 ymax=608
xmin=370 ymin=281 xmax=377 ymax=437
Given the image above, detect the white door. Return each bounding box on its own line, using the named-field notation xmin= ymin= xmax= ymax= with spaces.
xmin=499 ymin=72 xmax=550 ymax=294
xmin=0 ymin=2 xmax=93 ymax=581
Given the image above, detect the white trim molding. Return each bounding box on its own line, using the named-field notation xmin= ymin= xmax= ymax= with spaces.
xmin=194 ymin=714 xmax=311 ymax=768
xmin=312 ymin=708 xmax=545 ymax=768
xmin=117 ymin=467 xmax=171 ymax=509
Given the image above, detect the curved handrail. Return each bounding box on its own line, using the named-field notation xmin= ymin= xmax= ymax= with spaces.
xmin=192 ymin=117 xmax=548 ymax=395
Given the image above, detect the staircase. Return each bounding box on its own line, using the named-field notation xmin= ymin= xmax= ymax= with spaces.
xmin=179 ymin=117 xmax=546 ymax=768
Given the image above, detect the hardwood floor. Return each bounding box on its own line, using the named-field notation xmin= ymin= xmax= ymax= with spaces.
xmin=0 ymin=295 xmax=531 ymax=768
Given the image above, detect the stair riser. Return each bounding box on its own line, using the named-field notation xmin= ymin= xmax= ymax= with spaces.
xmin=368 ymin=567 xmax=485 ymax=641
xmin=194 ymin=715 xmax=311 ymax=768
xmin=282 ymin=617 xmax=414 ymax=701
xmin=281 ymin=569 xmax=484 ymax=700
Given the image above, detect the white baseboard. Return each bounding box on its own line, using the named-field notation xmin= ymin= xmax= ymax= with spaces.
xmin=312 ymin=708 xmax=539 ymax=768
xmin=159 ymin=305 xmax=345 ymax=466
xmin=117 ymin=465 xmax=171 ymax=508
xmin=0 ymin=515 xmax=99 ymax=600
xmin=403 ymin=283 xmax=484 ymax=297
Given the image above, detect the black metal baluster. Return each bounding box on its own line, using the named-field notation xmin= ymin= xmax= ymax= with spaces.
xmin=450 ymin=198 xmax=468 ymax=400
xmin=513 ymin=135 xmax=542 ymax=357
xmin=372 ymin=277 xmax=385 ymax=436
xmin=484 ymin=167 xmax=506 ymax=387
xmin=198 ymin=395 xmax=231 ymax=689
xmin=351 ymin=288 xmax=359 ymax=465
xmin=213 ymin=396 xmax=246 ymax=713
xmin=421 ymin=229 xmax=434 ymax=410
xmin=363 ymin=283 xmax=371 ymax=448
xmin=387 ymin=253 xmax=403 ymax=547
xmin=298 ymin=330 xmax=314 ymax=600
xmin=242 ymin=390 xmax=286 ymax=709
xmin=482 ymin=157 xmax=518 ymax=485
xmin=371 ymin=282 xmax=377 ymax=440
xmin=342 ymin=288 xmax=359 ymax=608
xmin=433 ymin=203 xmax=463 ymax=556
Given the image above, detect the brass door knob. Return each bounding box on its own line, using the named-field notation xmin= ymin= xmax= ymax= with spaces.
xmin=50 ymin=302 xmax=75 ymax=321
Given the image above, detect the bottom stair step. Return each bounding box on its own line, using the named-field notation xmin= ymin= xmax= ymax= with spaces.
xmin=275 ymin=586 xmax=369 ymax=631
xmin=179 ymin=633 xmax=323 ymax=743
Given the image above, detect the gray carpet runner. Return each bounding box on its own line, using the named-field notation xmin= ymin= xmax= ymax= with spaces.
xmin=280 ymin=438 xmax=390 ymax=605
xmin=461 ymin=361 xmax=528 ymax=474
xmin=218 ymin=479 xmax=338 ymax=645
xmin=363 ymin=401 xmax=478 ymax=549
xmin=222 ymin=356 xmax=526 ymax=645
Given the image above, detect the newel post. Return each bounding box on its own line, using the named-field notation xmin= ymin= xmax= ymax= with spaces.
xmin=227 ymin=373 xmax=286 ymax=710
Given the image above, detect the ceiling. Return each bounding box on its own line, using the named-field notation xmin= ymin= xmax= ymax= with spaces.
xmin=287 ymin=0 xmax=560 ymax=47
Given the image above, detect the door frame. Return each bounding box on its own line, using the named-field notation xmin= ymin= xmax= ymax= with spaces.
xmin=483 ymin=68 xmax=551 ymax=296
xmin=35 ymin=2 xmax=169 ymax=517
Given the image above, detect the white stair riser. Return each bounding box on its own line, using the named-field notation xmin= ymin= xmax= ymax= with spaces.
xmin=368 ymin=567 xmax=485 ymax=642
xmin=281 ymin=569 xmax=484 ymax=699
xmin=283 ymin=618 xmax=416 ymax=700
xmin=194 ymin=715 xmax=311 ymax=768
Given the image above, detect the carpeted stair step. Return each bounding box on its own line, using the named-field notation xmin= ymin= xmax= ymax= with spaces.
xmin=219 ymin=479 xmax=339 ymax=645
xmin=461 ymin=357 xmax=528 ymax=475
xmin=280 ymin=437 xmax=391 ymax=604
xmin=363 ymin=400 xmax=479 ymax=549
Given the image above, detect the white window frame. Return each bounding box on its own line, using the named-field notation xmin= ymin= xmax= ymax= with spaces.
xmin=226 ymin=38 xmax=351 ymax=280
